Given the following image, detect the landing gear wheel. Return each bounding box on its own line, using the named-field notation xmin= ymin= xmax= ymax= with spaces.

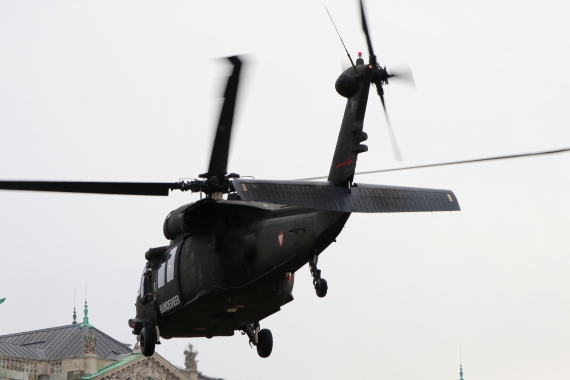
xmin=315 ymin=278 xmax=328 ymax=298
xmin=140 ymin=325 xmax=156 ymax=357
xmin=256 ymin=329 xmax=273 ymax=358
xmin=309 ymin=253 xmax=328 ymax=298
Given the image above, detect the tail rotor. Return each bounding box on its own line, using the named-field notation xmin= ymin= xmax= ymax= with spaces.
xmin=359 ymin=0 xmax=411 ymax=161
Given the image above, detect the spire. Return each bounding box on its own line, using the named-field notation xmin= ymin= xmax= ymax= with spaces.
xmin=79 ymin=301 xmax=91 ymax=327
xmin=83 ymin=301 xmax=89 ymax=324
xmin=72 ymin=288 xmax=77 ymax=324
xmin=459 ymin=347 xmax=464 ymax=380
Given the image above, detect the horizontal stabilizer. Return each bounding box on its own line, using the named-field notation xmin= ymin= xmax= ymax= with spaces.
xmin=233 ymin=179 xmax=460 ymax=213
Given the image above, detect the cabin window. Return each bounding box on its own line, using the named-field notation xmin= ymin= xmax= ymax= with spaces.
xmin=166 ymin=246 xmax=178 ymax=283
xmin=158 ymin=262 xmax=165 ymax=288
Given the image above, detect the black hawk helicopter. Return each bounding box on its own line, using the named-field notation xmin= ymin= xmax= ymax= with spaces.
xmin=0 ymin=2 xmax=459 ymax=358
xmin=1 ymin=1 xmax=567 ymax=359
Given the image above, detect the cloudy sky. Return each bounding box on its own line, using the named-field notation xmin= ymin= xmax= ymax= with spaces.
xmin=1 ymin=1 xmax=569 ymax=379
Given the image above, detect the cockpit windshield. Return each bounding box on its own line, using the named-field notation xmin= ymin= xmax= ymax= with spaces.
xmin=139 ymin=266 xmax=146 ymax=297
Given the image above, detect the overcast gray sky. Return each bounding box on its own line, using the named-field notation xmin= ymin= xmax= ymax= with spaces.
xmin=1 ymin=1 xmax=569 ymax=379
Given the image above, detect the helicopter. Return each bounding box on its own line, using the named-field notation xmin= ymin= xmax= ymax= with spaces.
xmin=0 ymin=1 xmax=460 ymax=358
xmin=1 ymin=1 xmax=567 ymax=360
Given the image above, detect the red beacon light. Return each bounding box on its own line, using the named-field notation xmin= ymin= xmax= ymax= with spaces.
xmin=358 ymin=52 xmax=362 ymax=59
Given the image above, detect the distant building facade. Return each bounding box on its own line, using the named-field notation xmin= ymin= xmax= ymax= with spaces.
xmin=0 ymin=304 xmax=220 ymax=380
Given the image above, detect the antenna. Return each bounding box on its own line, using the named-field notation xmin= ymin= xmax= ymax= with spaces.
xmin=325 ymin=7 xmax=358 ymax=74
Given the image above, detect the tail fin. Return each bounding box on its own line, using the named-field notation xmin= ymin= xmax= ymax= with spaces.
xmin=327 ymin=65 xmax=373 ymax=186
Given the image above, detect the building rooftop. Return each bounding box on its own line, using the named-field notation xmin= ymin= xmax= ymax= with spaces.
xmin=0 ymin=323 xmax=131 ymax=361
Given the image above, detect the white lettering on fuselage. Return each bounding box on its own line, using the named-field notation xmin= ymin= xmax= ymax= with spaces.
xmin=159 ymin=295 xmax=181 ymax=314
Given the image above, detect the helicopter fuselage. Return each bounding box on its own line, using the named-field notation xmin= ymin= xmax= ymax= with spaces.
xmin=134 ymin=199 xmax=349 ymax=338
xmin=0 ymin=5 xmax=465 ymax=359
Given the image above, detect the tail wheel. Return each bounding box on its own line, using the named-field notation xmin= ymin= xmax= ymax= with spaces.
xmin=256 ymin=329 xmax=273 ymax=358
xmin=140 ymin=325 xmax=156 ymax=357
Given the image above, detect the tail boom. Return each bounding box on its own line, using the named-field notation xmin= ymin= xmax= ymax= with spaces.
xmin=327 ymin=65 xmax=373 ymax=186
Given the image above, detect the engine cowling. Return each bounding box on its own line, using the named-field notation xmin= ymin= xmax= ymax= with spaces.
xmin=335 ymin=70 xmax=358 ymax=98
xmin=163 ymin=198 xmax=221 ymax=240
xmin=335 ymin=62 xmax=369 ymax=98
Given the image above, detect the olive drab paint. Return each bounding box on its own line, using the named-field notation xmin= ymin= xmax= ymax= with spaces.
xmin=0 ymin=3 xmax=464 ymax=359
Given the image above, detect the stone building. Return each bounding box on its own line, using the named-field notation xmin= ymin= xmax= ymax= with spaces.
xmin=0 ymin=304 xmax=220 ymax=380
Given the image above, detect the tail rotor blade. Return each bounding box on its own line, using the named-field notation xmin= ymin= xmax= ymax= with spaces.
xmin=378 ymin=94 xmax=403 ymax=161
xmin=206 ymin=56 xmax=242 ymax=179
xmin=340 ymin=55 xmax=353 ymax=72
xmin=385 ymin=116 xmax=403 ymax=162
xmin=388 ymin=65 xmax=416 ymax=88
xmin=360 ymin=0 xmax=377 ymax=65
xmin=360 ymin=0 xmax=404 ymax=161
xmin=378 ymin=88 xmax=386 ymax=111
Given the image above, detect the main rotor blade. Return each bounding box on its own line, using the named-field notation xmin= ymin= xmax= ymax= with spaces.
xmin=360 ymin=0 xmax=376 ymax=65
xmin=357 ymin=147 xmax=570 ymax=175
xmin=0 ymin=180 xmax=181 ymax=196
xmin=295 ymin=147 xmax=570 ymax=180
xmin=206 ymin=56 xmax=242 ymax=179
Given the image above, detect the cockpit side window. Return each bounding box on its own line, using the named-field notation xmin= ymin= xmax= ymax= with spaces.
xmin=166 ymin=246 xmax=178 ymax=283
xmin=158 ymin=259 xmax=166 ymax=288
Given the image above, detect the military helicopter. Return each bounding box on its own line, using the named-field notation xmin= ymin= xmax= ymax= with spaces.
xmin=0 ymin=1 xmax=458 ymax=358
xmin=1 ymin=1 xmax=567 ymax=359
